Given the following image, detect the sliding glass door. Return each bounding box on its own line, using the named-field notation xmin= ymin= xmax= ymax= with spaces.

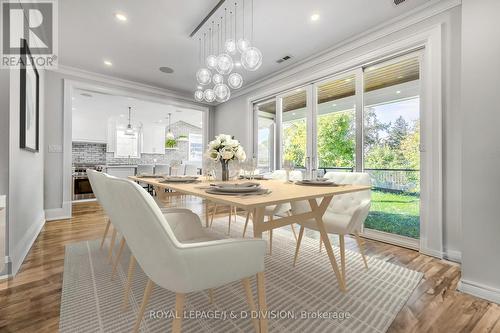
xmin=252 ymin=52 xmax=423 ymax=247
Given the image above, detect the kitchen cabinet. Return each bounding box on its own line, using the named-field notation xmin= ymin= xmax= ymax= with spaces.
xmin=142 ymin=125 xmax=165 ymax=154
xmin=105 ymin=166 xmax=136 ymax=179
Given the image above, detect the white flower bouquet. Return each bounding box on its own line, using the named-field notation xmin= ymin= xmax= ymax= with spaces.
xmin=207 ymin=134 xmax=246 ymax=180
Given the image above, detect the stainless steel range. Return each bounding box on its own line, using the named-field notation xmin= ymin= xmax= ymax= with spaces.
xmin=72 ymin=164 xmax=104 ymax=201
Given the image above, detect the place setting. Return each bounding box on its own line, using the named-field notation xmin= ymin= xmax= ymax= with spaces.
xmin=160 ymin=175 xmax=200 ymax=184
xmin=204 ymin=182 xmax=271 ymax=196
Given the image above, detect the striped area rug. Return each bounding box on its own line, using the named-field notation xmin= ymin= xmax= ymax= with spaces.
xmin=59 ymin=216 xmax=422 ymax=333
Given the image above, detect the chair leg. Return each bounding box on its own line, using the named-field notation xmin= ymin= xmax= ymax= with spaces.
xmin=242 ymin=211 xmax=251 ymax=237
xmin=172 ymin=293 xmax=186 ymax=333
xmin=319 ymin=237 xmax=323 ymax=253
xmin=256 ymin=272 xmax=268 ymax=333
xmin=210 ymin=204 xmax=217 ymax=227
xmin=339 ymin=234 xmax=346 ymax=286
xmin=355 ymin=231 xmax=369 ymax=269
xmin=227 ymin=206 xmax=232 ymax=235
xmin=132 ymin=279 xmax=154 ymax=333
xmin=111 ymin=237 xmax=126 ymax=280
xmin=108 ymin=228 xmax=117 ymax=263
xmin=242 ymin=277 xmax=259 ymax=333
xmin=290 ymin=224 xmax=298 ymax=242
xmin=208 ymin=289 xmax=214 ymax=304
xmin=122 ymin=255 xmax=136 ymax=310
xmin=100 ymin=218 xmax=111 ymax=250
xmin=268 ymin=216 xmax=273 ymax=255
xmin=293 ymin=226 xmax=305 ymax=267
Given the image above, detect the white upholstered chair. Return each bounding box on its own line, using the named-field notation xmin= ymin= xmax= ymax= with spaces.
xmin=103 ymin=175 xmax=268 ymax=333
xmin=154 ymin=164 xmax=170 ymax=176
xmin=290 ymin=172 xmax=371 ymax=286
xmin=241 ymin=169 xmax=302 ymax=254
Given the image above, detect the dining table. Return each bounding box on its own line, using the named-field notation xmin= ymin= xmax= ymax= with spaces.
xmin=128 ymin=176 xmax=371 ymax=292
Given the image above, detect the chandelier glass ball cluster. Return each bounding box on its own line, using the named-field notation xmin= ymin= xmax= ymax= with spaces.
xmin=193 ymin=0 xmax=262 ymax=103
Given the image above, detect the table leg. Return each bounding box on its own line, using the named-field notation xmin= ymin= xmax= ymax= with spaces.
xmin=308 ymin=197 xmax=346 ymax=291
xmin=204 ymin=200 xmax=209 ymax=228
xmin=252 ymin=207 xmax=265 ymax=239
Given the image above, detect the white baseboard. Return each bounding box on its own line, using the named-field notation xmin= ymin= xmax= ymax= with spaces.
xmin=443 ymin=249 xmax=462 ymax=263
xmin=45 ymin=201 xmax=72 ymax=221
xmin=458 ymin=279 xmax=500 ymax=304
xmin=10 ymin=213 xmax=46 ymax=276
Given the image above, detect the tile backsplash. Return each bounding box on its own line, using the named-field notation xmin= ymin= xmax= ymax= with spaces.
xmin=72 ymin=142 xmax=107 ymax=165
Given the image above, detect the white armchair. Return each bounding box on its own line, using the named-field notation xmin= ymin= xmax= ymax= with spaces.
xmin=291 ymin=172 xmax=371 ymax=287
xmin=103 ymin=175 xmax=268 ymax=333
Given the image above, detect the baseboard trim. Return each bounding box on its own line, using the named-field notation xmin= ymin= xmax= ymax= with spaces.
xmin=10 ymin=214 xmax=46 ymax=276
xmin=458 ymin=279 xmax=500 ymax=304
xmin=45 ymin=201 xmax=72 ymax=221
xmin=443 ymin=249 xmax=462 ymax=263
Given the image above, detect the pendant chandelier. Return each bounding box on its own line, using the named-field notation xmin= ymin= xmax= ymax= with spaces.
xmin=193 ymin=0 xmax=262 ymax=103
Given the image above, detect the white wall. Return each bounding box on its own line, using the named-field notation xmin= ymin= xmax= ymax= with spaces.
xmin=8 ymin=66 xmax=46 ymax=276
xmin=0 ymin=69 xmax=9 ymax=275
xmin=459 ymin=0 xmax=500 ymax=303
xmin=214 ymin=5 xmax=463 ymax=260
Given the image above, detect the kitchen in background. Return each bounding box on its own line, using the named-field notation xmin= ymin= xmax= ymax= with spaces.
xmin=71 ymin=88 xmax=205 ymax=201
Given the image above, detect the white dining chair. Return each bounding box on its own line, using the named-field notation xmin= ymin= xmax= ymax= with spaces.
xmin=136 ymin=164 xmax=154 ymax=175
xmin=103 ymin=175 xmax=268 ymax=333
xmin=290 ymin=172 xmax=371 ymax=287
xmin=184 ymin=164 xmax=198 ymax=176
xmin=154 ymin=164 xmax=170 ymax=176
xmin=241 ymin=169 xmax=302 ymax=254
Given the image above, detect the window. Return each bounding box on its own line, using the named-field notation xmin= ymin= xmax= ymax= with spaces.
xmin=188 ymin=133 xmax=203 ymax=161
xmin=255 ymin=99 xmax=276 ymax=172
xmin=115 ymin=129 xmax=140 ymax=158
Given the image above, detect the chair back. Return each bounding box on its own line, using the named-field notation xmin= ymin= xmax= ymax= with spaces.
xmin=102 ymin=173 xmax=192 ymax=291
xmin=271 ymin=169 xmax=303 ymax=181
xmin=137 ymin=164 xmax=154 ymax=176
xmin=87 ymin=169 xmax=109 ymax=212
xmin=323 ymin=172 xmax=371 ymax=215
xmin=184 ymin=164 xmax=198 ymax=176
xmin=154 ymin=164 xmax=170 ymax=175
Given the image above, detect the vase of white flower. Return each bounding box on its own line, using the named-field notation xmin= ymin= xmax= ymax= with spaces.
xmin=207 ymin=134 xmax=246 ymax=181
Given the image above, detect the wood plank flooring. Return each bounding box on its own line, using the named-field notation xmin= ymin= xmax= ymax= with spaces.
xmin=0 ymin=199 xmax=499 ymax=333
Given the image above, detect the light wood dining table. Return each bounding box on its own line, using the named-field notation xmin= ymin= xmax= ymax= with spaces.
xmin=129 ymin=176 xmax=370 ymax=292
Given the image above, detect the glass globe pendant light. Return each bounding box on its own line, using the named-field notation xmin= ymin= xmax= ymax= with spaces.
xmin=204 ymin=89 xmax=216 ymax=102
xmin=212 ymin=73 xmax=223 ymax=84
xmin=237 ymin=38 xmax=250 ymax=53
xmin=205 ymin=25 xmax=217 ymax=69
xmin=216 ymin=53 xmax=233 ymax=74
xmin=194 ymin=90 xmax=204 ymax=101
xmin=196 ymin=68 xmax=212 ymax=85
xmin=241 ymin=47 xmax=262 ymax=71
xmin=214 ymin=83 xmax=231 ymax=102
xmin=228 ymin=73 xmax=243 ymax=89
xmin=224 ymin=10 xmax=237 ymax=54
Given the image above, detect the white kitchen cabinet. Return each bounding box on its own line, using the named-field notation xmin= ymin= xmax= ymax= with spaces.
xmin=106 ymin=120 xmax=116 ymax=152
xmin=142 ymin=125 xmax=165 ymax=154
xmin=105 ymin=166 xmax=136 ymax=179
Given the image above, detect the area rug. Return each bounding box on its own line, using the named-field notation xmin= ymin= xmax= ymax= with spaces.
xmin=59 ymin=216 xmax=423 ymax=332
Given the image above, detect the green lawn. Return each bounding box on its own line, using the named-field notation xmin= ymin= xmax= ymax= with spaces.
xmin=364 ymin=190 xmax=420 ymax=239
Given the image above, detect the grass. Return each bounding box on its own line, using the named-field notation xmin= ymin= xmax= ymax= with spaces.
xmin=364 ymin=189 xmax=420 ymax=239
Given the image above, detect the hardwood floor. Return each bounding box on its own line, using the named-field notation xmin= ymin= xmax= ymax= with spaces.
xmin=0 ymin=199 xmax=499 ymax=333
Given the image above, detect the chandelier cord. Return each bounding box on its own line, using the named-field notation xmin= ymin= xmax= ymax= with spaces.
xmin=242 ymin=0 xmax=245 ymax=40
xmin=251 ymin=0 xmax=254 ymax=43
xmin=234 ymin=2 xmax=238 ymax=40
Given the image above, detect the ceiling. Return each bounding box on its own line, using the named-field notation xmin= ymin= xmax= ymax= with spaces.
xmin=72 ymin=89 xmax=203 ymax=128
xmin=59 ymin=0 xmax=430 ymax=98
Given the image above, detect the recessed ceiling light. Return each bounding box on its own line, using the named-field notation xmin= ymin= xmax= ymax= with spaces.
xmin=344 ymin=78 xmax=352 ymax=83
xmin=104 ymin=60 xmax=113 ymax=66
xmin=310 ymin=13 xmax=320 ymax=21
xmin=72 ymin=107 xmax=76 ymax=111
xmin=292 ymin=113 xmax=296 ymax=116
xmin=235 ymin=61 xmax=242 ymax=67
xmin=398 ymin=75 xmax=404 ymax=79
xmin=115 ymin=13 xmax=127 ymax=22
xmin=396 ymin=90 xmax=401 ymax=94
xmin=332 ymin=104 xmax=337 ymax=107
xmin=159 ymin=66 xmax=174 ymax=74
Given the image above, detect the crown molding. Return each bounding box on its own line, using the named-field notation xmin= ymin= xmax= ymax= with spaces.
xmin=50 ymin=64 xmax=210 ymax=107
xmin=227 ymin=0 xmax=461 ymax=101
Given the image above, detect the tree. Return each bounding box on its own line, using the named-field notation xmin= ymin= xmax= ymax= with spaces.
xmin=364 ymin=107 xmax=390 ymax=153
xmin=317 ymin=112 xmax=355 ymax=168
xmin=387 ymin=116 xmax=409 ymax=149
xmin=282 ymin=119 xmax=307 ymax=167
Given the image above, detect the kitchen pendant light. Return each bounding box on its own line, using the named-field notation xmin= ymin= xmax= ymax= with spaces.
xmin=228 ymin=72 xmax=243 ymax=89
xmin=214 ymin=83 xmax=231 ymax=102
xmin=194 ymin=90 xmax=204 ymax=101
xmin=204 ymin=88 xmax=216 ymax=102
xmin=212 ymin=73 xmax=224 ymax=84
xmin=166 ymin=113 xmax=175 ymax=139
xmin=125 ymin=107 xmax=135 ymax=135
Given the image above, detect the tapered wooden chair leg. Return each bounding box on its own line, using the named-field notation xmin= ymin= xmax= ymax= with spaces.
xmin=290 ymin=224 xmax=298 ymax=242
xmin=355 ymin=231 xmax=369 ymax=269
xmin=256 ymin=272 xmax=268 ymax=333
xmin=319 ymin=237 xmax=323 ymax=253
xmin=132 ymin=279 xmax=154 ymax=333
xmin=172 ymin=293 xmax=186 ymax=333
xmin=293 ymin=226 xmax=305 ymax=267
xmin=208 ymin=289 xmax=214 ymax=304
xmin=122 ymin=255 xmax=136 ymax=310
xmin=108 ymin=228 xmax=117 ymax=263
xmin=242 ymin=212 xmax=251 ymax=237
xmin=228 ymin=206 xmax=232 ymax=235
xmin=100 ymin=218 xmax=111 ymax=249
xmin=111 ymin=237 xmax=126 ymax=279
xmin=242 ymin=278 xmax=259 ymax=332
xmin=269 ymin=229 xmax=273 ymax=255
xmin=339 ymin=234 xmax=346 ymax=285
